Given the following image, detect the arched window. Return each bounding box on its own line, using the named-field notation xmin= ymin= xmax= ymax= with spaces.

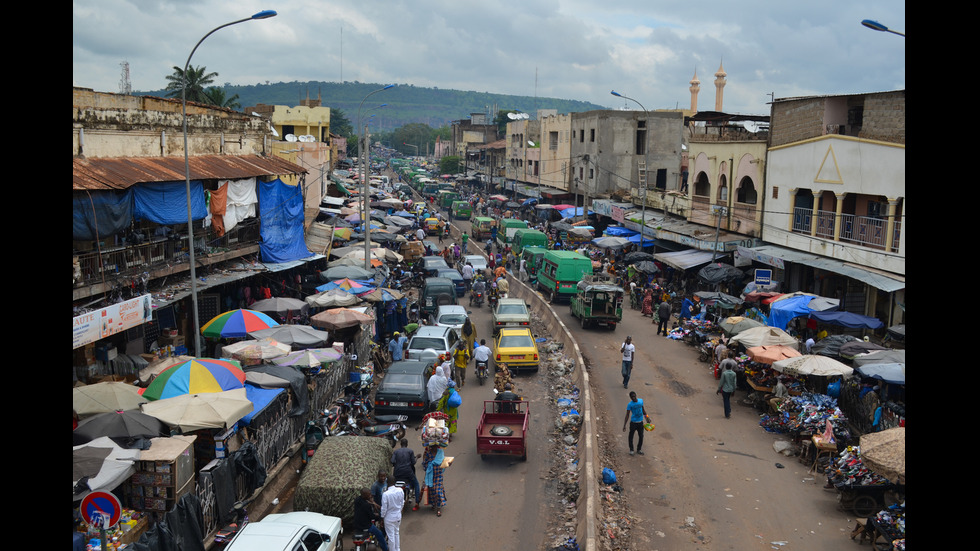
xmin=718 ymin=175 xmax=728 ymax=202
xmin=736 ymin=177 xmax=757 ymax=204
xmin=694 ymin=172 xmax=710 ymax=197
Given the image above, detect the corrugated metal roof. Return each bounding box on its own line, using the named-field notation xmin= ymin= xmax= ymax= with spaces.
xmin=73 ymin=154 xmax=308 ymax=190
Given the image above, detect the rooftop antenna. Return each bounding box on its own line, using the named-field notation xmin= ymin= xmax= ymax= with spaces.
xmin=119 ymin=61 xmax=132 ymax=95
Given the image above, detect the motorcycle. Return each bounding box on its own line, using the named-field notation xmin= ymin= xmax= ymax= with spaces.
xmin=469 ymin=290 xmax=484 ymax=307
xmin=302 ymin=421 xmax=325 ymax=465
xmin=488 ymin=292 xmax=499 ymax=310
xmin=351 ymin=523 xmax=380 ymax=551
xmin=213 ymin=501 xmax=248 ymax=548
xmin=476 ymin=360 xmax=489 ymax=385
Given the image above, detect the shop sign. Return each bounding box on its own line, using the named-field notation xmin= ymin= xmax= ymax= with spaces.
xmin=73 ymin=294 xmax=152 ymax=350
xmin=755 ymin=269 xmax=773 ymax=286
xmin=612 ymin=206 xmax=625 ymax=223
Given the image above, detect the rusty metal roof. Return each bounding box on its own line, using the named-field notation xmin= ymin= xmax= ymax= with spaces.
xmin=73 ymin=154 xmax=308 ymax=190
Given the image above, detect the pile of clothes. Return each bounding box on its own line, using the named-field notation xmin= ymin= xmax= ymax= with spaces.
xmin=875 ymin=502 xmax=905 ymax=550
xmin=420 ymin=411 xmax=450 ymax=447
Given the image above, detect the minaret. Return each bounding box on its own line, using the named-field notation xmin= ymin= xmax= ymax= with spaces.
xmin=714 ymin=60 xmax=727 ymax=112
xmin=690 ymin=69 xmax=701 ymax=113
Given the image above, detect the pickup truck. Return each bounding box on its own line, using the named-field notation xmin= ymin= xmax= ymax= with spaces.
xmin=476 ymin=400 xmax=528 ymax=461
xmin=223 ymin=511 xmax=342 ymax=551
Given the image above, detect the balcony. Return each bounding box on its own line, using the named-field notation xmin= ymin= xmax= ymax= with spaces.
xmin=792 ymin=207 xmax=900 ymax=253
xmin=73 ymin=219 xmax=262 ymax=290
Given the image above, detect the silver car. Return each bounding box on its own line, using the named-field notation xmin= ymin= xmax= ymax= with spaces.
xmin=406 ymin=325 xmax=461 ymax=361
xmin=491 ymin=298 xmax=531 ymax=336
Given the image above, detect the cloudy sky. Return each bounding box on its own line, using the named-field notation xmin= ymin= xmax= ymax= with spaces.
xmin=73 ymin=0 xmax=905 ymax=116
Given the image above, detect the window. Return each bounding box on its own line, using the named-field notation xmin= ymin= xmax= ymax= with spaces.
xmin=736 ymin=177 xmax=758 ymax=204
xmin=549 ymin=131 xmax=558 ymax=151
xmin=694 ymin=172 xmax=710 ymax=197
xmin=635 ymin=121 xmax=646 ymax=155
xmin=589 ymin=168 xmax=594 ymax=179
xmin=590 ymin=129 xmax=596 ymax=142
xmin=718 ymin=175 xmax=728 ymax=201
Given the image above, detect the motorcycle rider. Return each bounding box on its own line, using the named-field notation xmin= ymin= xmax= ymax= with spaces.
xmin=473 ymin=339 xmax=492 ymax=382
xmin=494 ymin=383 xmax=521 ymax=414
xmin=470 ymin=277 xmax=487 ymax=306
xmin=391 ymin=438 xmax=422 ymax=510
xmin=487 ymin=282 xmax=499 ymax=309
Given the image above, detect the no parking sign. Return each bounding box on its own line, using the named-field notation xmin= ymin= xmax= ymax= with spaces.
xmin=80 ymin=491 xmax=122 ymax=529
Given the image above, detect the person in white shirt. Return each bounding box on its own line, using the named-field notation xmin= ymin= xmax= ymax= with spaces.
xmin=380 ymin=483 xmax=405 ymax=551
xmin=519 ymin=257 xmax=527 ymax=281
xmin=620 ymin=336 xmax=636 ymax=388
xmin=416 ymin=228 xmax=426 ymax=242
xmin=473 ymin=339 xmax=492 ymax=363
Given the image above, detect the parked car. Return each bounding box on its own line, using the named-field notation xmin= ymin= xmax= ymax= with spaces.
xmin=223 ymin=511 xmax=342 ymax=551
xmin=491 ymin=298 xmax=532 ymax=336
xmin=494 ymin=327 xmax=540 ymax=373
xmin=420 ymin=256 xmax=450 ymax=277
xmin=434 ymin=305 xmax=469 ymax=332
xmin=374 ymin=360 xmax=435 ymax=416
xmin=436 ymin=268 xmax=466 ymax=297
xmin=421 ymin=277 xmax=458 ymax=319
xmin=406 ymin=325 xmax=461 ymax=361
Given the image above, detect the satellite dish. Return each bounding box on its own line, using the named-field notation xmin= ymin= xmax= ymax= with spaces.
xmin=285 ymin=134 xmax=297 ymax=142
xmin=507 ymin=113 xmax=517 ymax=120
xmin=270 ymin=127 xmax=279 ymax=137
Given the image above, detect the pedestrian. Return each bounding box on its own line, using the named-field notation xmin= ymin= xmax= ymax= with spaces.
xmin=426 ymin=365 xmax=449 ymax=407
xmin=435 ymin=383 xmax=459 ymax=437
xmin=391 ymin=438 xmax=421 ymax=510
xmin=416 ymin=227 xmax=426 ymax=242
xmin=380 ymin=480 xmax=404 ymax=551
xmin=370 ymin=470 xmax=389 ymax=510
xmin=641 ymin=289 xmax=654 ymax=317
xmin=622 ymin=391 xmax=649 ymax=456
xmin=620 ymin=336 xmax=635 ymax=388
xmin=422 ymin=443 xmax=447 ymax=517
xmin=353 ymin=488 xmax=388 ymax=551
xmin=452 ymin=345 xmax=470 ymax=388
xmin=388 ymin=331 xmax=407 ymax=361
xmin=461 ymin=232 xmax=469 ymax=253
xmin=460 ymin=317 xmax=477 ymax=354
xmin=519 ymin=256 xmax=528 ymax=282
xmin=656 ymin=299 xmax=671 ymax=336
xmin=717 ymin=354 xmax=738 ymax=418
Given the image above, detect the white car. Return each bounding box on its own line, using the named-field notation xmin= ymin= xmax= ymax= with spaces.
xmin=459 ymin=254 xmax=488 ymax=275
xmin=224 ymin=511 xmax=342 ymax=551
xmin=434 ymin=305 xmax=469 ymax=332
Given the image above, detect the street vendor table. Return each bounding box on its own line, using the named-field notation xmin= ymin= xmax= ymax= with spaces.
xmin=808 ymin=435 xmax=838 ymax=474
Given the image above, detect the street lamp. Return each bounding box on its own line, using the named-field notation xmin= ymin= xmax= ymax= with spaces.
xmin=357 ymin=84 xmax=396 ymax=270
xmin=861 ymin=19 xmax=905 ymax=37
xmin=182 ymin=9 xmax=277 ymax=356
xmin=610 ymin=90 xmax=650 ymax=243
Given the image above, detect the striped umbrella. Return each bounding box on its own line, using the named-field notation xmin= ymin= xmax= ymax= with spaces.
xmin=201 ymin=309 xmax=279 ymax=339
xmin=141 ymin=358 xmax=246 ymax=401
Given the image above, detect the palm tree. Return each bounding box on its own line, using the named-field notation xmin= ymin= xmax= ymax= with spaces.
xmin=203 ymin=87 xmax=241 ymax=110
xmin=165 ymin=65 xmax=218 ymax=104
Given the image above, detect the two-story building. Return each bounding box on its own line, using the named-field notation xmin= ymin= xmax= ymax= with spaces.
xmin=73 ymin=87 xmax=310 ymax=362
xmin=743 ymin=90 xmax=905 ymax=327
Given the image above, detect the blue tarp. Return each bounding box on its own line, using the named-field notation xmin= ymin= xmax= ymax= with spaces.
xmin=73 ymin=190 xmax=134 ymax=240
xmin=133 ymin=181 xmax=207 ymax=225
xmin=766 ymin=295 xmax=814 ymax=330
xmin=808 ymin=310 xmax=884 ymax=329
xmin=627 ymin=233 xmax=656 ymax=247
xmin=522 ymin=198 xmax=539 ymax=206
xmin=603 ymin=226 xmax=637 ymax=237
xmin=559 ymin=207 xmax=592 ymax=218
xmin=242 ymin=384 xmax=285 ymax=424
xmin=259 ymin=178 xmax=313 ymax=263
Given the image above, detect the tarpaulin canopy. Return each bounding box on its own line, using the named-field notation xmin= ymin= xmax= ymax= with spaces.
xmin=767 ymin=295 xmax=816 ymax=330
xmin=242 ymin=384 xmax=287 ymax=423
xmin=603 ymin=226 xmax=637 ymax=237
xmin=808 ymin=310 xmax=884 ymax=329
xmin=654 ymin=249 xmax=716 ymax=270
xmin=855 ymin=363 xmax=905 ymax=385
xmin=133 ymin=181 xmax=207 ymax=225
xmin=259 ymin=178 xmax=313 ymax=263
xmin=73 ymin=190 xmax=134 ymax=240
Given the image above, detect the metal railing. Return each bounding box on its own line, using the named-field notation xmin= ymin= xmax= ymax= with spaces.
xmin=792 ymin=208 xmax=902 ymax=252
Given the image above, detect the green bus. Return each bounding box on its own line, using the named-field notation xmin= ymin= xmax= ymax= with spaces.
xmin=451 ymin=200 xmax=472 ymax=220
xmin=511 ymin=228 xmax=549 ymax=255
xmin=536 ymin=250 xmax=594 ymax=303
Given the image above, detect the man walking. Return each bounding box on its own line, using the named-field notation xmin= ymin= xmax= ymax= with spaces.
xmin=656 ymin=299 xmax=671 ymax=336
xmin=388 ymin=331 xmax=407 ymax=361
xmin=380 ymin=482 xmax=405 ymax=551
xmin=622 ymin=391 xmax=649 ymax=456
xmin=717 ymin=358 xmax=737 ymax=418
xmin=620 ymin=336 xmax=635 ymax=388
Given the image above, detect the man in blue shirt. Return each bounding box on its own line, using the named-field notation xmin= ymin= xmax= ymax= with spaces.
xmin=388 ymin=331 xmax=407 ymax=361
xmin=622 ymin=391 xmax=649 ymax=456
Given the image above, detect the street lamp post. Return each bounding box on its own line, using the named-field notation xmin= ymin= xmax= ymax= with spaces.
xmin=357 ymin=84 xmax=395 ymax=271
xmin=861 ymin=19 xmax=906 ymax=37
xmin=610 ymin=90 xmax=650 ymax=244
xmin=182 ymin=9 xmax=276 ymax=356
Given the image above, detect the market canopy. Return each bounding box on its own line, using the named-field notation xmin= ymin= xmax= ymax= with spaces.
xmin=140 ymin=388 xmax=254 ymax=432
xmin=719 ymin=316 xmax=765 ymax=336
xmin=852 ymin=349 xmax=905 ymax=368
xmin=808 ymin=310 xmax=884 ymax=330
xmin=73 ymin=436 xmax=142 ymax=500
xmin=855 ymin=362 xmax=905 ymax=385
xmin=697 ymin=263 xmax=747 ymax=285
xmin=859 ymin=427 xmax=905 ymax=485
xmin=654 ymin=249 xmax=715 ymax=270
xmin=767 ymin=293 xmax=840 ymax=330
xmin=729 ymin=326 xmax=799 ymax=348
xmin=73 ymin=382 xmax=148 ymax=418
xmin=694 ymin=291 xmax=744 ymax=309
xmin=772 ymin=354 xmax=854 ymax=378
xmin=201 ymin=309 xmax=279 ymax=339
xmin=311 ymin=308 xmax=375 ymax=330
xmin=247 ymin=325 xmax=330 ymax=349
xmin=140 ymin=357 xmax=246 ymax=401
xmin=747 ymin=345 xmax=802 ymax=364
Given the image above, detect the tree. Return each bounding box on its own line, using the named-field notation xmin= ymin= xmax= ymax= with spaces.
xmin=165 ymin=65 xmax=218 ymax=104
xmin=330 ymin=108 xmax=353 ymax=137
xmin=439 ymin=156 xmax=461 ymax=174
xmin=203 ymin=87 xmax=241 ymax=110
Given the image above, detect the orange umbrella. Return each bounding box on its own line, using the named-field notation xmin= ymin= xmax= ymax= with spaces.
xmin=747 ymin=345 xmax=802 ymax=364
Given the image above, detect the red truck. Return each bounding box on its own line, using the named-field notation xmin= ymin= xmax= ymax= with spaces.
xmin=476 ymin=400 xmax=529 ymax=461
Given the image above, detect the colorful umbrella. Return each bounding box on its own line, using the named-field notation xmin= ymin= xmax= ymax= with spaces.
xmin=274 ymin=348 xmax=343 ymax=369
xmin=141 ymin=388 xmax=253 ymax=432
xmin=141 ymin=358 xmax=247 ymax=401
xmin=201 ymin=309 xmax=279 ymax=339
xmin=73 ymin=382 xmax=149 ymax=418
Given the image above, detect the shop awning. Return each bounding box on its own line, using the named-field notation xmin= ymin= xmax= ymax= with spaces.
xmin=737 ymin=245 xmax=904 ymax=293
xmin=654 ymin=249 xmax=716 ymax=270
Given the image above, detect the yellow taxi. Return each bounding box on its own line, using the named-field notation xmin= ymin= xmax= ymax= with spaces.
xmin=424 ymin=217 xmax=444 ymax=235
xmin=494 ymin=327 xmax=539 ymax=373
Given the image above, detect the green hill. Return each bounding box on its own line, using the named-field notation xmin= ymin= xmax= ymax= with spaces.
xmin=137 ymin=80 xmax=607 ymax=132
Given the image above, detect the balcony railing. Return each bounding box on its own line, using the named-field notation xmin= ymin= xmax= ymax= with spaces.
xmin=73 ymin=220 xmax=261 ymax=287
xmin=792 ymin=208 xmax=901 ymax=252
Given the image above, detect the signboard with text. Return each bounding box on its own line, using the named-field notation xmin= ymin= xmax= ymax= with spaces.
xmin=73 ymin=294 xmax=152 ymax=349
